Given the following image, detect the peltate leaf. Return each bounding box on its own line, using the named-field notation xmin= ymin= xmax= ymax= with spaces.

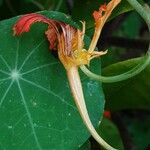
xmin=102 ymin=57 xmax=150 ymax=111
xmin=0 ymin=11 xmax=105 ymax=150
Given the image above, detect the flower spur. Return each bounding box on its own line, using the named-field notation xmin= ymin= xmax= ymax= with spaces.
xmin=13 ymin=0 xmax=121 ymax=149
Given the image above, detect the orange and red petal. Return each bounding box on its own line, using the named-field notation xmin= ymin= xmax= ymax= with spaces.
xmin=13 ymin=13 xmax=50 ymax=36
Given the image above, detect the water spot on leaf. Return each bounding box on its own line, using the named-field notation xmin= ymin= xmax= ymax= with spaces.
xmin=32 ymin=101 xmax=37 ymax=107
xmin=8 ymin=125 xmax=13 ymax=129
xmin=48 ymin=123 xmax=51 ymax=127
xmin=33 ymin=123 xmax=38 ymax=127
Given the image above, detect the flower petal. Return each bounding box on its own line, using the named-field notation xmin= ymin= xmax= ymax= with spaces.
xmin=93 ymin=4 xmax=107 ymax=21
xmin=13 ymin=13 xmax=50 ymax=35
xmin=45 ymin=26 xmax=57 ymax=50
xmin=88 ymin=0 xmax=121 ymax=52
xmin=93 ymin=0 xmax=121 ymax=23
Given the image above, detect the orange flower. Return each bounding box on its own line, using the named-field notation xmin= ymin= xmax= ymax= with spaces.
xmin=13 ymin=13 xmax=106 ymax=70
xmin=13 ymin=0 xmax=121 ymax=149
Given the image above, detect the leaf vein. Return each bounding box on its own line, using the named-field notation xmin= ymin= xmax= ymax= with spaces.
xmin=0 ymin=55 xmax=11 ymax=71
xmin=21 ymin=62 xmax=59 ymax=75
xmin=13 ymin=113 xmax=27 ymax=129
xmin=0 ymin=80 xmax=14 ymax=107
xmin=20 ymin=77 xmax=76 ymax=110
xmin=18 ymin=39 xmax=45 ymax=72
xmin=17 ymin=133 xmax=33 ymax=150
xmin=17 ymin=80 xmax=42 ymax=150
xmin=0 ymin=69 xmax=10 ymax=75
xmin=15 ymin=39 xmax=20 ymax=70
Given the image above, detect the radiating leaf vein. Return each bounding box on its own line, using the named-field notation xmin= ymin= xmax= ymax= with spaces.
xmin=18 ymin=39 xmax=45 ymax=72
xmin=21 ymin=62 xmax=59 ymax=75
xmin=17 ymin=80 xmax=42 ymax=150
xmin=15 ymin=39 xmax=20 ymax=70
xmin=20 ymin=77 xmax=76 ymax=110
xmin=0 ymin=77 xmax=11 ymax=82
xmin=0 ymin=80 xmax=14 ymax=107
xmin=0 ymin=55 xmax=12 ymax=71
xmin=0 ymin=69 xmax=10 ymax=75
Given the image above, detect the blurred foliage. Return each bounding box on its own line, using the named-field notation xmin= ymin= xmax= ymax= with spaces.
xmin=79 ymin=140 xmax=91 ymax=150
xmin=113 ymin=12 xmax=143 ymax=39
xmin=72 ymin=0 xmax=133 ymax=29
xmin=0 ymin=0 xmax=150 ymax=150
xmin=0 ymin=0 xmax=68 ymax=20
xmin=0 ymin=0 xmax=3 ymax=6
xmin=24 ymin=0 xmax=68 ymax=12
xmin=101 ymin=9 xmax=150 ymax=111
xmin=122 ymin=111 xmax=150 ymax=150
xmin=101 ymin=11 xmax=149 ymax=67
xmin=128 ymin=118 xmax=150 ymax=150
xmin=98 ymin=118 xmax=124 ymax=150
xmin=102 ymin=57 xmax=150 ymax=111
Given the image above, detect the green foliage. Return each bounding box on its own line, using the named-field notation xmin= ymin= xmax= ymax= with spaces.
xmin=0 ymin=0 xmax=3 ymax=6
xmin=98 ymin=118 xmax=124 ymax=150
xmin=125 ymin=115 xmax=150 ymax=150
xmin=78 ymin=140 xmax=91 ymax=150
xmin=0 ymin=11 xmax=105 ymax=150
xmin=72 ymin=0 xmax=133 ymax=28
xmin=113 ymin=11 xmax=143 ymax=38
xmin=0 ymin=0 xmax=150 ymax=149
xmin=102 ymin=57 xmax=150 ymax=111
xmin=24 ymin=0 xmax=67 ymax=12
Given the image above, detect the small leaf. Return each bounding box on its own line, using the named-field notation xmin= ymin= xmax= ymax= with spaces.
xmin=102 ymin=57 xmax=150 ymax=111
xmin=0 ymin=11 xmax=105 ymax=149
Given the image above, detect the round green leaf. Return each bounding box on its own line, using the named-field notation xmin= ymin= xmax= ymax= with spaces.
xmin=0 ymin=11 xmax=105 ymax=150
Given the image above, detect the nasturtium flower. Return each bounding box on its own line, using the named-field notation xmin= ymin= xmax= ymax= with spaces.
xmin=13 ymin=13 xmax=106 ymax=70
xmin=13 ymin=0 xmax=121 ymax=150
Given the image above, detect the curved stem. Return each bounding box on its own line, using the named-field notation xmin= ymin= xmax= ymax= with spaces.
xmin=80 ymin=48 xmax=150 ymax=83
xmin=67 ymin=66 xmax=117 ymax=150
xmin=81 ymin=0 xmax=150 ymax=83
xmin=126 ymin=0 xmax=150 ymax=25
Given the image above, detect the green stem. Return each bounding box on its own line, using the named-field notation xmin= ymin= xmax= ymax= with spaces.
xmin=126 ymin=0 xmax=150 ymax=25
xmin=81 ymin=0 xmax=150 ymax=83
xmin=80 ymin=49 xmax=150 ymax=83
